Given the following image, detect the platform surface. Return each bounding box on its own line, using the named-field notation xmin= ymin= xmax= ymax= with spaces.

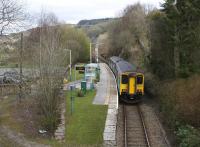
xmin=93 ymin=63 xmax=117 ymax=105
xmin=92 ymin=63 xmax=118 ymax=146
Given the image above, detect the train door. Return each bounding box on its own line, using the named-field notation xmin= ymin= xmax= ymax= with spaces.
xmin=129 ymin=76 xmax=136 ymax=95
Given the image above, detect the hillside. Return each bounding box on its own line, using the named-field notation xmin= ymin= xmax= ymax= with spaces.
xmin=77 ymin=18 xmax=117 ymax=42
xmin=77 ymin=18 xmax=113 ymax=26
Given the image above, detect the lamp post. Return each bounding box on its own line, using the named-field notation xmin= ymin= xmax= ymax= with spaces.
xmin=95 ymin=43 xmax=104 ymax=63
xmin=64 ymin=49 xmax=74 ymax=115
xmin=64 ymin=49 xmax=72 ymax=81
xmin=95 ymin=44 xmax=98 ymax=63
xmin=90 ymin=42 xmax=104 ymax=63
xmin=90 ymin=43 xmax=92 ymax=63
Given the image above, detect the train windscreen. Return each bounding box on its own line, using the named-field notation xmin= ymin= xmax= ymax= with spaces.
xmin=122 ymin=75 xmax=128 ymax=84
xmin=137 ymin=75 xmax=143 ymax=84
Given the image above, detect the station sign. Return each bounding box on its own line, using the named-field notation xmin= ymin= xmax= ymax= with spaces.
xmin=76 ymin=66 xmax=85 ymax=71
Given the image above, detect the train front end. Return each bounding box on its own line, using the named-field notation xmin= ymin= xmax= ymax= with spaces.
xmin=119 ymin=72 xmax=144 ymax=103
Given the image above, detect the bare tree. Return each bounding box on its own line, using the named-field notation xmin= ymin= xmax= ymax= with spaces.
xmin=0 ymin=0 xmax=27 ymax=35
xmin=28 ymin=12 xmax=67 ymax=133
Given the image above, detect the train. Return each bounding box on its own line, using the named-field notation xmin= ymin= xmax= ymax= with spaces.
xmin=108 ymin=56 xmax=144 ymax=103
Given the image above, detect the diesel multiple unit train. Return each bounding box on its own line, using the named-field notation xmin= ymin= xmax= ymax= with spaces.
xmin=108 ymin=56 xmax=144 ymax=103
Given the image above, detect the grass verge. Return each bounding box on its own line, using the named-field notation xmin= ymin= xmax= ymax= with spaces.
xmin=65 ymin=90 xmax=107 ymax=145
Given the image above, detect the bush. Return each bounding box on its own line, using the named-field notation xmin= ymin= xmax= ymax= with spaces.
xmin=96 ymin=72 xmax=100 ymax=82
xmin=144 ymin=72 xmax=160 ymax=97
xmin=158 ymin=75 xmax=200 ymax=127
xmin=38 ymin=87 xmax=62 ymax=134
xmin=77 ymin=90 xmax=84 ymax=97
xmin=176 ymin=125 xmax=200 ymax=147
xmin=150 ymin=74 xmax=200 ymax=146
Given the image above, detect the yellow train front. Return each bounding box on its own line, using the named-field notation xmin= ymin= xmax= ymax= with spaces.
xmin=109 ymin=56 xmax=144 ymax=103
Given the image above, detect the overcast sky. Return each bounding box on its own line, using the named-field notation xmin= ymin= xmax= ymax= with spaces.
xmin=25 ymin=0 xmax=165 ymax=24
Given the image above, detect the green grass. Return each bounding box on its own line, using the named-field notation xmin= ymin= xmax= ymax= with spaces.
xmin=35 ymin=90 xmax=108 ymax=146
xmin=0 ymin=88 xmax=107 ymax=146
xmin=65 ymin=90 xmax=108 ymax=145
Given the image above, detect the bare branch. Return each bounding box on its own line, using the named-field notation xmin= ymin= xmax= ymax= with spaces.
xmin=0 ymin=0 xmax=27 ymax=35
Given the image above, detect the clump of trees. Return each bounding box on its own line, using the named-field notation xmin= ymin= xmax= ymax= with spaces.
xmin=24 ymin=12 xmax=90 ymax=133
xmin=149 ymin=0 xmax=200 ymax=79
xmin=148 ymin=10 xmax=175 ymax=79
xmin=106 ymin=1 xmax=200 ymax=79
xmin=148 ymin=1 xmax=200 ymax=145
xmin=107 ymin=3 xmax=149 ymax=67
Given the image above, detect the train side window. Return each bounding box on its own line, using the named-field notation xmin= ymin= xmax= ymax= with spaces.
xmin=121 ymin=75 xmax=128 ymax=84
xmin=137 ymin=75 xmax=143 ymax=84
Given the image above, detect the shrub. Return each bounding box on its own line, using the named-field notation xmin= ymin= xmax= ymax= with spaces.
xmin=77 ymin=90 xmax=84 ymax=97
xmin=37 ymin=87 xmax=62 ymax=134
xmin=149 ymin=74 xmax=200 ymax=146
xmin=155 ymin=74 xmax=200 ymax=128
xmin=176 ymin=125 xmax=200 ymax=147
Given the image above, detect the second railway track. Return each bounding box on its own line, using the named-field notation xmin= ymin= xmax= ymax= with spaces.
xmin=123 ymin=104 xmax=151 ymax=147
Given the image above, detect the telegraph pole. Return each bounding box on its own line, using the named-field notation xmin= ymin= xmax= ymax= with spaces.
xmin=69 ymin=49 xmax=72 ymax=81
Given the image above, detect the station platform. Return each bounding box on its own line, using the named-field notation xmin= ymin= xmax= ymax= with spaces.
xmin=93 ymin=63 xmax=118 ymax=146
xmin=93 ymin=63 xmax=118 ymax=106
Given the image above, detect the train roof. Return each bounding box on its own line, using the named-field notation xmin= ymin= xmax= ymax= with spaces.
xmin=109 ymin=56 xmax=139 ymax=74
xmin=110 ymin=56 xmax=123 ymax=63
xmin=116 ymin=60 xmax=136 ymax=74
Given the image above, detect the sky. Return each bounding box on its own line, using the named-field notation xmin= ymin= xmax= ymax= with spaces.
xmin=25 ymin=0 xmax=165 ymax=24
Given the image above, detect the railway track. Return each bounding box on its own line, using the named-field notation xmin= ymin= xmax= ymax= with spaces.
xmin=123 ymin=104 xmax=151 ymax=147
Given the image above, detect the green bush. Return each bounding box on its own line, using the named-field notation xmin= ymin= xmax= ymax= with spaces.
xmin=77 ymin=90 xmax=84 ymax=97
xmin=96 ymin=72 xmax=100 ymax=82
xmin=149 ymin=74 xmax=200 ymax=146
xmin=176 ymin=125 xmax=200 ymax=147
xmin=38 ymin=87 xmax=62 ymax=134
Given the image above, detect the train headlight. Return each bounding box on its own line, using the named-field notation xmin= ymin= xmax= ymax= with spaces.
xmin=122 ymin=89 xmax=127 ymax=92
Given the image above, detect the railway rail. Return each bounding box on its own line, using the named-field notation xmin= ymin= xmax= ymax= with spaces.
xmin=100 ymin=55 xmax=170 ymax=147
xmin=123 ymin=104 xmax=171 ymax=147
xmin=123 ymin=104 xmax=150 ymax=147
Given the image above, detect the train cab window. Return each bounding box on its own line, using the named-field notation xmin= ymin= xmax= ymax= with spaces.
xmin=121 ymin=75 xmax=128 ymax=84
xmin=137 ymin=75 xmax=143 ymax=84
